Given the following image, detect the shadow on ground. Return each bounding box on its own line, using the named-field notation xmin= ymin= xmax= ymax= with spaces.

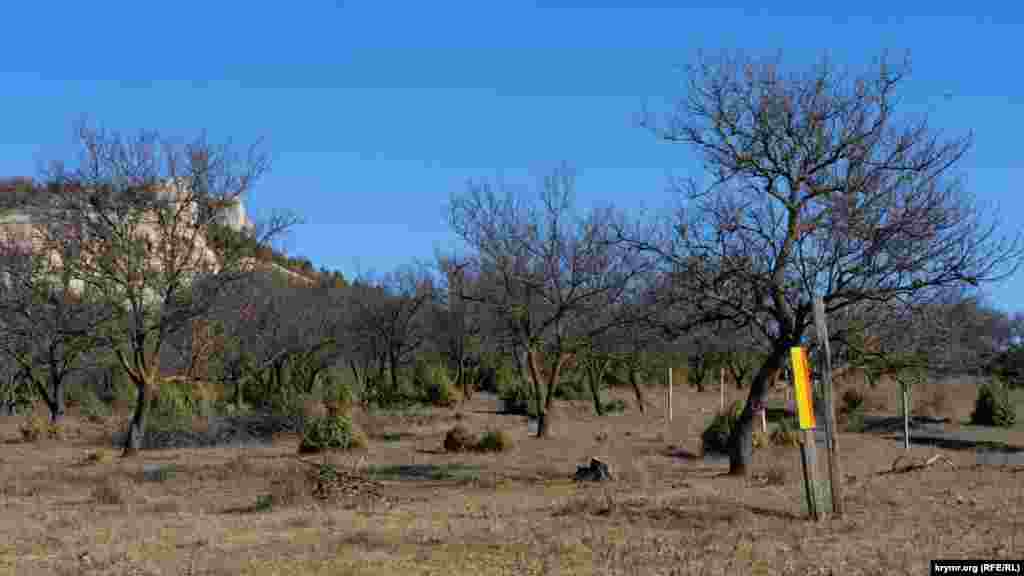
xmin=365 ymin=463 xmax=483 ymax=482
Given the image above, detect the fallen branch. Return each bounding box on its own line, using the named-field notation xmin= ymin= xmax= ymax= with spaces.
xmin=882 ymin=453 xmax=956 ymax=475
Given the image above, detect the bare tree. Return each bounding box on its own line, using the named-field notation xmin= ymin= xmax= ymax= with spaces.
xmin=632 ymin=52 xmax=1021 ymax=475
xmin=0 ymin=187 xmax=111 ymax=424
xmin=449 ymin=164 xmax=655 ymax=437
xmin=435 ymin=255 xmax=486 ymax=401
xmin=45 ymin=122 xmax=295 ymax=455
xmin=347 ymin=266 xmax=435 ymax=403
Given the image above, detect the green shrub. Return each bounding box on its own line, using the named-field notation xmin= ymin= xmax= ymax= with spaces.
xmin=492 ymin=362 xmax=517 ymax=394
xmin=77 ymin=387 xmax=111 ymax=423
xmin=604 ymin=398 xmax=628 ymax=414
xmin=701 ymin=400 xmax=744 ymax=456
xmin=443 ymin=424 xmax=474 ymax=452
xmin=298 ymin=414 xmax=367 ymax=454
xmin=20 ymin=413 xmax=63 ymax=442
xmin=416 ymin=362 xmax=461 ymax=407
xmin=554 ymin=378 xmax=588 ymax=401
xmin=770 ymin=416 xmax=801 ymax=447
xmin=971 ymin=380 xmax=1017 ymax=428
xmin=149 ymin=379 xmax=214 ymax=431
xmin=475 ymin=429 xmax=513 ymax=453
xmin=839 ymin=388 xmax=865 ymax=416
xmin=498 ymin=380 xmax=537 ymax=417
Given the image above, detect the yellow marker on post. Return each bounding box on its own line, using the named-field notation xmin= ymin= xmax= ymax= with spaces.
xmin=790 ymin=347 xmax=816 ymax=430
xmin=790 ymin=345 xmax=821 ymax=521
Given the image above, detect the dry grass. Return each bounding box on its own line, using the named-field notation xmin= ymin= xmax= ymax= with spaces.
xmin=0 ymin=383 xmax=1021 ymax=576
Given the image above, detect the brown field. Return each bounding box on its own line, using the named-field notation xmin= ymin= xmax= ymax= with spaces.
xmin=1 ymin=380 xmax=1022 ymax=576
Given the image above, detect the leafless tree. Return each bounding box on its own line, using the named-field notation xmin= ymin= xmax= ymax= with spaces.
xmin=44 ymin=121 xmax=296 ymax=455
xmin=631 ymin=52 xmax=1021 ymax=475
xmin=0 ymin=186 xmax=113 ymax=424
xmin=449 ymin=163 xmax=656 ymax=437
xmin=346 ymin=265 xmax=435 ymax=403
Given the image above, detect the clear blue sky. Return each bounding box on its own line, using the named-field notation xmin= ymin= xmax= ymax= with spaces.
xmin=2 ymin=1 xmax=1021 ymax=312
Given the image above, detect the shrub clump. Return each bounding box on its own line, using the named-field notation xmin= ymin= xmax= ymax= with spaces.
xmin=149 ymin=378 xmax=215 ymax=431
xmin=701 ymin=400 xmax=744 ymax=456
xmin=604 ymin=398 xmax=628 ymax=414
xmin=839 ymin=388 xmax=865 ymax=416
xmin=970 ymin=380 xmax=1017 ymax=428
xmin=498 ymin=380 xmax=537 ymax=417
xmin=20 ymin=413 xmax=63 ymax=442
xmin=417 ymin=362 xmax=462 ymax=407
xmin=475 ymin=429 xmax=513 ymax=453
xmin=770 ymin=417 xmax=801 ymax=447
xmin=443 ymin=425 xmax=514 ymax=453
xmin=554 ymin=378 xmax=588 ymax=401
xmin=444 ymin=424 xmax=475 ymax=452
xmin=298 ymin=414 xmax=367 ymax=454
xmin=838 ymin=388 xmax=867 ymax=432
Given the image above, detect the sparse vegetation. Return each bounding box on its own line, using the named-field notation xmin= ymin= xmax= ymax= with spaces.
xmin=298 ymin=414 xmax=367 ymax=453
xmin=417 ymin=361 xmax=461 ymax=407
xmin=443 ymin=424 xmax=474 ymax=452
xmin=770 ymin=417 xmax=801 ymax=447
xmin=475 ymin=428 xmax=513 ymax=452
xmin=701 ymin=400 xmax=745 ymax=455
xmin=19 ymin=413 xmax=62 ymax=442
xmin=0 ymin=46 xmax=1021 ymax=576
xmin=971 ymin=380 xmax=1017 ymax=428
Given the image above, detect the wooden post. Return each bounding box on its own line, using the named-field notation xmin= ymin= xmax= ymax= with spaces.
xmin=668 ymin=367 xmax=673 ymax=423
xmin=814 ymin=297 xmax=843 ymax=516
xmin=791 ymin=346 xmax=821 ymax=521
xmin=800 ymin=428 xmax=820 ymax=521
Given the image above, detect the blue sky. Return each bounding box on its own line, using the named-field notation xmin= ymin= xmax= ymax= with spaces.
xmin=1 ymin=1 xmax=1022 ymax=312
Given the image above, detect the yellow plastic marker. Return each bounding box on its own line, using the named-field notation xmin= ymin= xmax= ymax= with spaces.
xmin=790 ymin=347 xmax=816 ymax=430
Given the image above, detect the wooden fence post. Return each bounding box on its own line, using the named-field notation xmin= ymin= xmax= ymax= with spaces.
xmin=814 ymin=297 xmax=843 ymax=516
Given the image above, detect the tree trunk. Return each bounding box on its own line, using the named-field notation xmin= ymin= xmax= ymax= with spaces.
xmin=123 ymin=377 xmax=151 ymax=457
xmin=586 ymin=359 xmax=607 ymax=416
xmin=46 ymin=374 xmax=66 ymax=426
xmin=543 ymin=354 xmax=569 ymax=411
xmin=629 ymin=363 xmax=645 ymax=414
xmin=525 ymin=347 xmax=549 ymax=438
xmin=728 ymin=346 xmax=788 ymax=477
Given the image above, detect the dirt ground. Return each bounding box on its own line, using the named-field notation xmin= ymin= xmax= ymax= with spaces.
xmin=1 ymin=382 xmax=1021 ymax=576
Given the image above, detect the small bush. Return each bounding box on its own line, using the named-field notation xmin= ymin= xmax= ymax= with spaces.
xmin=498 ymin=380 xmax=536 ymax=416
xmin=417 ymin=362 xmax=461 ymax=407
xmin=604 ymin=398 xmax=628 ymax=414
xmin=971 ymin=381 xmax=1017 ymax=428
xmin=839 ymin=388 xmax=865 ymax=416
xmin=298 ymin=415 xmax=367 ymax=454
xmin=770 ymin=417 xmax=801 ymax=447
xmin=752 ymin=430 xmax=769 ymax=450
xmin=475 ymin=429 xmax=513 ymax=453
xmin=443 ymin=424 xmax=474 ymax=453
xmin=701 ymin=400 xmax=744 ymax=456
xmin=78 ymin=391 xmax=111 ymax=423
xmin=83 ymin=449 xmax=114 ymax=465
xmin=19 ymin=414 xmax=62 ymax=442
xmin=554 ymin=379 xmax=588 ymax=401
xmin=149 ymin=379 xmax=215 ymax=431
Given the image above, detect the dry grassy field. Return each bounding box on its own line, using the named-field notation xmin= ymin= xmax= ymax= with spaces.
xmin=1 ymin=380 xmax=1022 ymax=576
